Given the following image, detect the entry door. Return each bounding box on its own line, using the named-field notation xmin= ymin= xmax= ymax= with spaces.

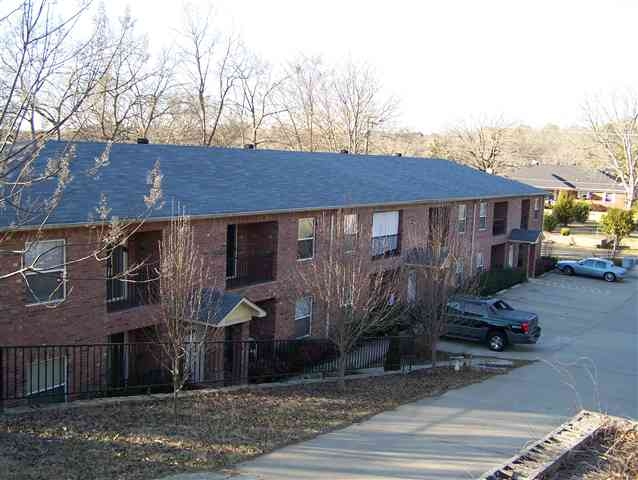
xmin=108 ymin=332 xmax=128 ymax=389
xmin=223 ymin=324 xmax=244 ymax=385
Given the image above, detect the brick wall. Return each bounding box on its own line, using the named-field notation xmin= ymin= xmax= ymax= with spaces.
xmin=0 ymin=195 xmax=544 ymax=347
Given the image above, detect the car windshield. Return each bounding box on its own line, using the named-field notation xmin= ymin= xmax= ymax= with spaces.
xmin=492 ymin=300 xmax=513 ymax=311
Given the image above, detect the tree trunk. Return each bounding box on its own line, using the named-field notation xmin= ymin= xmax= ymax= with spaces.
xmin=337 ymin=352 xmax=346 ymax=391
xmin=430 ymin=339 xmax=438 ymax=368
xmin=172 ymin=358 xmax=180 ymax=422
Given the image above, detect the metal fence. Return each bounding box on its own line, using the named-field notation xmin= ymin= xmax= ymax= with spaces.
xmin=0 ymin=336 xmax=415 ymax=407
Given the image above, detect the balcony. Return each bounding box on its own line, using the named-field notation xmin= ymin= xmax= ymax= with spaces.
xmin=371 ymin=234 xmax=400 ymax=258
xmin=226 ymin=252 xmax=276 ymax=289
xmin=107 ymin=267 xmax=158 ymax=313
xmin=226 ymin=221 xmax=278 ymax=290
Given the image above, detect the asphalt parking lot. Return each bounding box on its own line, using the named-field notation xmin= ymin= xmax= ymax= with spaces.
xmin=440 ymin=269 xmax=638 ymax=416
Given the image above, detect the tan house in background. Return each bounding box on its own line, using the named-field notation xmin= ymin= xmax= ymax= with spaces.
xmin=503 ymin=165 xmax=627 ymax=210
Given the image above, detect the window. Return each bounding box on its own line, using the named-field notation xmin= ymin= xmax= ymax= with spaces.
xmin=343 ymin=213 xmax=358 ymax=252
xmin=533 ymin=198 xmax=541 ymax=219
xmin=578 ymin=191 xmax=591 ymax=200
xmin=476 ymin=252 xmax=485 ymax=272
xmin=23 ymin=239 xmax=66 ymax=304
xmin=294 ymin=297 xmax=312 ymax=337
xmin=106 ymin=245 xmax=128 ymax=302
xmin=371 ymin=211 xmax=400 ymax=257
xmin=458 ymin=204 xmax=467 ymax=233
xmin=297 ymin=218 xmax=315 ymax=260
xmin=407 ymin=270 xmax=417 ymax=303
xmin=27 ymin=356 xmax=66 ymax=398
xmin=603 ymin=192 xmax=615 ymax=203
xmin=478 ymin=202 xmax=488 ymax=230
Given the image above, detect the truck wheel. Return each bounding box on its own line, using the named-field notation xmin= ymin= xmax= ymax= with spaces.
xmin=487 ymin=331 xmax=507 ymax=352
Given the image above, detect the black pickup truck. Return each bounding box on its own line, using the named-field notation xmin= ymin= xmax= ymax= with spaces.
xmin=445 ymin=296 xmax=541 ymax=352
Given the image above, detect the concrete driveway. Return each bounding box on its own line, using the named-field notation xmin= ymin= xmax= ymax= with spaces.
xmin=234 ymin=270 xmax=638 ymax=480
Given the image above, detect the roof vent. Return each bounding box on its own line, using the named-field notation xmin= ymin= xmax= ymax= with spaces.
xmin=244 ymin=143 xmax=255 ymax=150
xmin=393 ymin=152 xmax=402 ymax=157
xmin=339 ymin=149 xmax=349 ymax=154
xmin=137 ymin=137 xmax=149 ymax=144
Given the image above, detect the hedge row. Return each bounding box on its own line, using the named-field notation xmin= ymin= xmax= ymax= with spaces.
xmin=478 ymin=267 xmax=527 ymax=296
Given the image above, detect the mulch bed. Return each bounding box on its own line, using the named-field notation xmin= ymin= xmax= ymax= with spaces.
xmin=549 ymin=420 xmax=638 ymax=480
xmin=1 ymin=366 xmax=506 ymax=480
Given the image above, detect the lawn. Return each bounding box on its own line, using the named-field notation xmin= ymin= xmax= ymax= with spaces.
xmin=1 ymin=366 xmax=510 ymax=480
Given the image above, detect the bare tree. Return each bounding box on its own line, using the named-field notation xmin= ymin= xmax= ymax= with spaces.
xmin=402 ymin=205 xmax=474 ymax=366
xmin=331 ymin=61 xmax=397 ymax=154
xmin=447 ymin=117 xmax=509 ymax=173
xmin=154 ymin=211 xmax=221 ymax=418
xmin=235 ymin=56 xmax=287 ymax=148
xmin=288 ymin=210 xmax=401 ymax=390
xmin=585 ymin=93 xmax=638 ymax=209
xmin=180 ymin=6 xmax=242 ymax=146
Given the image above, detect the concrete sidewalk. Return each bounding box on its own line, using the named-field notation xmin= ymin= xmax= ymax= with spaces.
xmin=162 ymin=271 xmax=638 ymax=480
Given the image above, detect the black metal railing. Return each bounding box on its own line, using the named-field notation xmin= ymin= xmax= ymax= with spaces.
xmin=492 ymin=218 xmax=507 ymax=236
xmin=371 ymin=234 xmax=400 ymax=258
xmin=0 ymin=337 xmax=415 ymax=407
xmin=226 ymin=252 xmax=276 ymax=289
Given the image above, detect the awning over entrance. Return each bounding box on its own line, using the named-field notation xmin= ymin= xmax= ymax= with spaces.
xmin=197 ymin=290 xmax=266 ymax=328
xmin=509 ymin=228 xmax=542 ymax=244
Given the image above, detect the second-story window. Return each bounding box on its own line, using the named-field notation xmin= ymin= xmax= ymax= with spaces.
xmin=371 ymin=211 xmax=400 ymax=257
xmin=23 ymin=239 xmax=66 ymax=305
xmin=458 ymin=204 xmax=467 ymax=233
xmin=107 ymin=245 xmax=128 ymax=303
xmin=297 ymin=218 xmax=315 ymax=260
xmin=533 ymin=198 xmax=541 ymax=219
xmin=478 ymin=202 xmax=488 ymax=230
xmin=343 ymin=213 xmax=358 ymax=253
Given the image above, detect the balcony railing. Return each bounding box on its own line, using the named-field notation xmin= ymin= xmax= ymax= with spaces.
xmin=226 ymin=252 xmax=276 ymax=289
xmin=371 ymin=234 xmax=400 ymax=258
xmin=493 ymin=218 xmax=507 ymax=236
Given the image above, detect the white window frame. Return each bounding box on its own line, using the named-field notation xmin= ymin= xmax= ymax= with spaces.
xmin=478 ymin=202 xmax=488 ymax=231
xmin=476 ymin=252 xmax=485 ymax=271
xmin=106 ymin=244 xmax=128 ymax=303
xmin=343 ymin=213 xmax=358 ymax=253
xmin=26 ymin=356 xmax=67 ymax=397
xmin=533 ymin=197 xmax=541 ymax=219
xmin=297 ymin=218 xmax=315 ymax=261
xmin=24 ymin=239 xmax=67 ymax=306
xmin=458 ymin=204 xmax=467 ymax=233
xmin=294 ymin=296 xmax=313 ymax=338
xmin=371 ymin=210 xmax=400 ymax=257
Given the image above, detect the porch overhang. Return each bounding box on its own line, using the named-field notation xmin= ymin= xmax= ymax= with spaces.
xmin=194 ymin=290 xmax=266 ymax=328
xmin=508 ymin=228 xmax=542 ymax=244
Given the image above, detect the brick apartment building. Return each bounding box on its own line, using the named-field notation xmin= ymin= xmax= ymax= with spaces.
xmin=0 ymin=141 xmax=544 ymax=400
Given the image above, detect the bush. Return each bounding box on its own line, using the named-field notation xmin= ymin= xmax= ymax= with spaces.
xmin=560 ymin=227 xmax=571 ymax=236
xmin=600 ymin=208 xmax=635 ymax=252
xmin=535 ymin=256 xmax=557 ymax=276
xmin=572 ymin=201 xmax=591 ymax=223
xmin=478 ymin=268 xmax=527 ymax=296
xmin=543 ymin=214 xmax=559 ymax=232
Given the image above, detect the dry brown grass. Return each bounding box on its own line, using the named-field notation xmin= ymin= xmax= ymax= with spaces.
xmin=0 ymin=366 xmax=504 ymax=480
xmin=550 ymin=420 xmax=638 ymax=480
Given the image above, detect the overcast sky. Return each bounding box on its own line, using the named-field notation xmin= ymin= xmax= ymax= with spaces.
xmin=103 ymin=0 xmax=638 ymax=133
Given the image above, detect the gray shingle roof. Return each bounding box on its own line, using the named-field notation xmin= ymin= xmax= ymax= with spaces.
xmin=509 ymin=228 xmax=542 ymax=243
xmin=0 ymin=140 xmax=543 ymax=229
xmin=504 ymin=165 xmax=624 ymax=193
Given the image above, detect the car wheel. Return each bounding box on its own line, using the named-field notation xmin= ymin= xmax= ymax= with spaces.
xmin=604 ymin=272 xmax=616 ymax=282
xmin=487 ymin=331 xmax=507 ymax=352
xmin=562 ymin=266 xmax=574 ymax=276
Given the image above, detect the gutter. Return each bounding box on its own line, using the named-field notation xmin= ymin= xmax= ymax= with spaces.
xmin=0 ymin=192 xmax=546 ymax=233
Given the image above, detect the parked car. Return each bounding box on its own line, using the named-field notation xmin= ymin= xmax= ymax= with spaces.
xmin=445 ymin=296 xmax=541 ymax=352
xmin=556 ymin=257 xmax=626 ymax=282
